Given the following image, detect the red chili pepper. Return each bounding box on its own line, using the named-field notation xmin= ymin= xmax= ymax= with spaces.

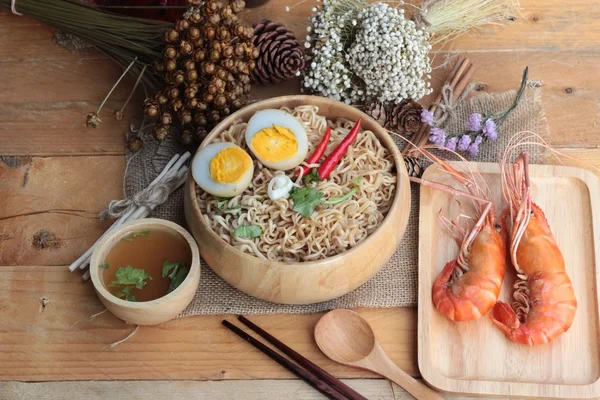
xmin=317 ymin=119 xmax=361 ymax=180
xmin=295 ymin=125 xmax=332 ymax=177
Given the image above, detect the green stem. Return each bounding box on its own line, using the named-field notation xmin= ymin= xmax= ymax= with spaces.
xmin=496 ymin=66 xmax=529 ymax=126
xmin=323 ymin=179 xmax=363 ymax=204
xmin=96 ymin=57 xmax=138 ymax=114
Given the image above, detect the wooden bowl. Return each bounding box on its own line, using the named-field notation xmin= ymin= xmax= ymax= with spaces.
xmin=90 ymin=218 xmax=201 ymax=325
xmin=184 ymin=95 xmax=410 ymax=304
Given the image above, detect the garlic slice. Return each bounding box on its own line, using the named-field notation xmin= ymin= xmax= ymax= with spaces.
xmin=268 ymin=175 xmax=295 ymax=201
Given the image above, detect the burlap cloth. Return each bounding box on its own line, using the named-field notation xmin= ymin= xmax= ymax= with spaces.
xmin=123 ymin=86 xmax=548 ymax=315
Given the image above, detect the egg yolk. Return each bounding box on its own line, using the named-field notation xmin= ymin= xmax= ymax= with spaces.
xmin=251 ymin=125 xmax=298 ymax=162
xmin=209 ymin=147 xmax=251 ymax=184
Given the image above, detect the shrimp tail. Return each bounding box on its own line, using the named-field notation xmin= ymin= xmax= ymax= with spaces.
xmin=491 ymin=301 xmax=520 ymax=331
xmin=432 ymin=260 xmax=459 ymax=320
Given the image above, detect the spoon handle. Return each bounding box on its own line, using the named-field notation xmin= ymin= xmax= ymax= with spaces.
xmin=376 ymin=355 xmax=443 ymax=400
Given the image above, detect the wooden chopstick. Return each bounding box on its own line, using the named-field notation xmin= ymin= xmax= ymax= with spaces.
xmin=238 ymin=315 xmax=368 ymax=400
xmin=222 ymin=320 xmax=350 ymax=400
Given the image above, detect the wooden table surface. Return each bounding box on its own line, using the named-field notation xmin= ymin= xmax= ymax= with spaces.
xmin=1 ymin=1 xmax=600 ymax=399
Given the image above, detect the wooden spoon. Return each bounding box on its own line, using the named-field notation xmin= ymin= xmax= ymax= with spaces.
xmin=314 ymin=309 xmax=443 ymax=400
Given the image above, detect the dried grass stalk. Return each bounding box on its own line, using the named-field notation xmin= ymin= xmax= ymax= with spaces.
xmin=422 ymin=0 xmax=521 ymax=45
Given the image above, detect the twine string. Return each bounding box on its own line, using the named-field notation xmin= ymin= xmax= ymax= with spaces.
xmin=99 ymin=171 xmax=184 ymax=220
xmin=432 ymin=82 xmax=479 ymax=128
xmin=11 ymin=0 xmax=23 ymax=15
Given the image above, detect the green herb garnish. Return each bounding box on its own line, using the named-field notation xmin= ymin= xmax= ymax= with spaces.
xmin=99 ymin=263 xmax=110 ymax=269
xmin=232 ymin=223 xmax=263 ymax=238
xmin=122 ymin=230 xmax=150 ymax=242
xmin=303 ymin=168 xmax=322 ymax=184
xmin=291 ymin=179 xmax=362 ymax=216
xmin=110 ymin=265 xmax=152 ymax=302
xmin=116 ymin=286 xmax=137 ymax=302
xmin=289 ymin=186 xmax=324 ymax=217
xmin=162 ymin=259 xmax=190 ymax=294
xmin=132 ymin=230 xmax=150 ymax=238
xmin=323 ymin=178 xmax=363 ymax=205
xmin=111 ymin=265 xmax=152 ymax=289
xmin=214 ymin=196 xmax=242 ymax=212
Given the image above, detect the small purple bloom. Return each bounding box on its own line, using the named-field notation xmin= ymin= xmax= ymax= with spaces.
xmin=467 ymin=136 xmax=483 ymax=157
xmin=457 ymin=134 xmax=472 ymax=152
xmin=483 ymin=119 xmax=498 ymax=140
xmin=428 ymin=128 xmax=446 ymax=146
xmin=467 ymin=143 xmax=480 ymax=157
xmin=467 ymin=113 xmax=483 ymax=131
xmin=445 ymin=137 xmax=458 ymax=151
xmin=421 ymin=109 xmax=435 ymax=126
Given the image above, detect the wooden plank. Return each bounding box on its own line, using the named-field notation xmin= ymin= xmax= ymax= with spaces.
xmin=0 ymin=102 xmax=137 ymax=156
xmin=0 ymin=379 xmax=514 ymax=400
xmin=0 ymin=59 xmax=141 ymax=104
xmin=0 ymin=11 xmax=102 ymax=62
xmin=2 ymin=50 xmax=600 ymax=156
xmin=0 ymin=265 xmax=418 ymax=381
xmin=242 ymin=0 xmax=600 ymax=52
xmin=0 ymin=156 xmax=124 ymax=265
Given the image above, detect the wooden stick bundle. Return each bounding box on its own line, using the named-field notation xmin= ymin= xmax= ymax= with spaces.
xmin=69 ymin=152 xmax=191 ymax=280
xmin=403 ymin=56 xmax=476 ymax=156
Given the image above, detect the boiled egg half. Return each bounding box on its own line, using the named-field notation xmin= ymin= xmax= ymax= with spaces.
xmin=245 ymin=109 xmax=309 ymax=171
xmin=192 ymin=142 xmax=254 ymax=198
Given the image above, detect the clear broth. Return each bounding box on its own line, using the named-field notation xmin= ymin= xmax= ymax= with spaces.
xmin=101 ymin=228 xmax=192 ymax=302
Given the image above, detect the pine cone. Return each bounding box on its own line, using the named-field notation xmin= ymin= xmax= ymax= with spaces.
xmin=388 ymin=99 xmax=423 ymax=136
xmin=365 ymin=102 xmax=387 ymax=127
xmin=404 ymin=156 xmax=423 ymax=178
xmin=251 ymin=19 xmax=306 ymax=85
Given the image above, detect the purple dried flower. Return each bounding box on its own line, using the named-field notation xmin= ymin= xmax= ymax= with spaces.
xmin=445 ymin=136 xmax=458 ymax=151
xmin=428 ymin=128 xmax=446 ymax=146
xmin=467 ymin=113 xmax=482 ymax=131
xmin=421 ymin=109 xmax=435 ymax=126
xmin=467 ymin=136 xmax=483 ymax=157
xmin=457 ymin=134 xmax=472 ymax=152
xmin=483 ymin=119 xmax=498 ymax=140
xmin=467 ymin=143 xmax=479 ymax=157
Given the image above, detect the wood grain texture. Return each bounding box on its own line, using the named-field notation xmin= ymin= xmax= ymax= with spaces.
xmin=418 ymin=163 xmax=600 ymax=398
xmin=1 ymin=0 xmax=600 ymax=396
xmin=0 ymin=379 xmax=516 ymax=400
xmin=185 ymin=96 xmax=411 ymax=304
xmin=0 ymin=266 xmax=418 ymax=381
xmin=0 ymin=156 xmax=124 ymax=265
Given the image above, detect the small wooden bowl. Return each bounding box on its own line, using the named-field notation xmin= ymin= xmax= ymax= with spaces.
xmin=90 ymin=218 xmax=201 ymax=325
xmin=184 ymin=95 xmax=411 ymax=304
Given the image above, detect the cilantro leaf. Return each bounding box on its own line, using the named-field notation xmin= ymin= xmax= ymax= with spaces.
xmin=121 ymin=237 xmax=134 ymax=242
xmin=116 ymin=286 xmax=137 ymax=302
xmin=214 ymin=196 xmax=242 ymax=212
xmin=132 ymin=230 xmax=150 ymax=238
xmin=99 ymin=263 xmax=110 ymax=270
xmin=162 ymin=259 xmax=190 ymax=294
xmin=111 ymin=265 xmax=152 ymax=290
xmin=290 ymin=186 xmax=324 ymax=217
xmin=168 ymin=264 xmax=190 ymax=293
xmin=303 ymin=168 xmax=322 ymax=184
xmin=232 ymin=224 xmax=263 ymax=238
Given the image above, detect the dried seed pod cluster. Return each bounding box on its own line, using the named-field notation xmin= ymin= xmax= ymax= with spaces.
xmin=145 ymin=0 xmax=258 ymax=144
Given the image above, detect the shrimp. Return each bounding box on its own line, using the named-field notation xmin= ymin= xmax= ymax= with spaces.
xmin=411 ymin=149 xmax=508 ymax=322
xmin=491 ymin=152 xmax=577 ymax=345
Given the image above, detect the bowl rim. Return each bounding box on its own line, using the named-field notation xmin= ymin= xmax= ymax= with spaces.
xmin=89 ymin=218 xmax=201 ymax=309
xmin=187 ymin=94 xmax=410 ymax=270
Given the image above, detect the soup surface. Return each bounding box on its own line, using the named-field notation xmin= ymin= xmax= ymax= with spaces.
xmin=101 ymin=228 xmax=192 ymax=302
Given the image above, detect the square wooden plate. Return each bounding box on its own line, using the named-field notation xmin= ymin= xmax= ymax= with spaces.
xmin=418 ymin=162 xmax=600 ymax=399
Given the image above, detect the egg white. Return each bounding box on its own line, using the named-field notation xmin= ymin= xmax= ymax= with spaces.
xmin=245 ymin=109 xmax=309 ymax=171
xmin=191 ymin=142 xmax=254 ymax=198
